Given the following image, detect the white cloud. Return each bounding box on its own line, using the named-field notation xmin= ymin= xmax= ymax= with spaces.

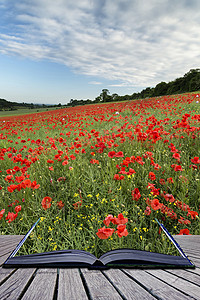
xmin=0 ymin=0 xmax=200 ymax=87
xmin=89 ymin=81 xmax=102 ymax=85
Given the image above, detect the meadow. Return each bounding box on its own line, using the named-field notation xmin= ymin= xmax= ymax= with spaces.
xmin=0 ymin=106 xmax=61 ymax=117
xmin=0 ymin=92 xmax=199 ymax=258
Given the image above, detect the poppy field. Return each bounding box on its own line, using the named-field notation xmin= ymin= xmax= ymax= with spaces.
xmin=0 ymin=93 xmax=199 ymax=257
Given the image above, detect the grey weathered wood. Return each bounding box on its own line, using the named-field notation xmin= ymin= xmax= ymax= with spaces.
xmin=0 ymin=244 xmax=18 ymax=257
xmin=179 ymin=249 xmax=200 ymax=258
xmin=173 ymin=236 xmax=200 ymax=250
xmin=0 ymin=235 xmax=24 ymax=266
xmin=164 ymin=269 xmax=200 ymax=286
xmin=189 ymin=268 xmax=200 ymax=276
xmin=0 ymin=235 xmax=24 ymax=247
xmin=36 ymin=268 xmax=57 ymax=274
xmin=0 ymin=267 xmax=16 ymax=284
xmin=58 ymin=268 xmax=88 ymax=300
xmin=0 ymin=240 xmax=23 ymax=252
xmin=103 ymin=268 xmax=156 ymax=299
xmin=146 ymin=269 xmax=200 ymax=299
xmin=0 ymin=268 xmax=36 ymax=300
xmin=0 ymin=254 xmax=13 ymax=266
xmin=21 ymin=269 xmax=57 ymax=300
xmin=174 ymin=235 xmax=200 ymax=241
xmin=81 ymin=268 xmax=123 ymax=299
xmin=175 ymin=246 xmax=200 ymax=255
xmin=123 ymin=269 xmax=192 ymax=300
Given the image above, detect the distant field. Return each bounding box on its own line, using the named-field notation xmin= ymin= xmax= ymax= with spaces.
xmin=0 ymin=107 xmax=63 ymax=118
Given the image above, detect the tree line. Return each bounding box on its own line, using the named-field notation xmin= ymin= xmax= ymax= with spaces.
xmin=1 ymin=69 xmax=199 ymax=109
xmin=68 ymin=68 xmax=200 ymax=106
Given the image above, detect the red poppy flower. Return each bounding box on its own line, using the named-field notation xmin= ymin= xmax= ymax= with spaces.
xmin=128 ymin=168 xmax=136 ymax=175
xmin=41 ymin=196 xmax=52 ymax=210
xmin=14 ymin=205 xmax=21 ymax=213
xmin=148 ymin=172 xmax=156 ymax=181
xmin=96 ymin=227 xmax=115 ymax=239
xmin=189 ymin=164 xmax=198 ymax=170
xmin=7 ymin=184 xmax=18 ymax=193
xmin=164 ymin=194 xmax=175 ymax=203
xmin=57 ymin=200 xmax=64 ymax=209
xmin=178 ymin=216 xmax=191 ymax=225
xmin=73 ymin=198 xmax=82 ymax=210
xmin=171 ymin=164 xmax=183 ymax=171
xmin=112 ymin=213 xmax=128 ymax=225
xmin=103 ymin=214 xmax=114 ymax=226
xmin=151 ymin=199 xmax=162 ymax=210
xmin=154 ymin=163 xmax=161 ymax=170
xmin=116 ymin=224 xmax=128 ymax=237
xmin=151 ymin=188 xmax=160 ymax=196
xmin=178 ymin=228 xmax=191 ymax=235
xmin=47 ymin=159 xmax=54 ymax=163
xmin=159 ymin=178 xmax=165 ymax=185
xmin=115 ymin=151 xmax=124 ymax=157
xmin=108 ymin=151 xmax=116 ymax=158
xmin=6 ymin=212 xmax=18 ymax=223
xmin=167 ymin=177 xmax=174 ymax=183
xmin=113 ymin=174 xmax=125 ymax=180
xmin=132 ymin=188 xmax=141 ymax=201
xmin=90 ymin=159 xmax=99 ymax=164
xmin=70 ymin=154 xmax=76 ymax=160
xmin=187 ymin=210 xmax=198 ymax=219
xmin=21 ymin=179 xmax=32 ymax=188
xmin=144 ymin=206 xmax=151 ymax=216
xmin=0 ymin=209 xmax=5 ymax=220
xmin=191 ymin=157 xmax=200 ymax=164
xmin=62 ymin=160 xmax=69 ymax=166
xmin=172 ymin=153 xmax=181 ymax=161
xmin=5 ymin=175 xmax=14 ymax=182
xmin=31 ymin=181 xmax=40 ymax=190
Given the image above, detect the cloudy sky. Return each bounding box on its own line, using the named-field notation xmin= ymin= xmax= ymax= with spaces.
xmin=0 ymin=0 xmax=200 ymax=104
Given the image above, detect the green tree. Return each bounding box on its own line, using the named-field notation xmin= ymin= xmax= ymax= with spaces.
xmin=100 ymin=89 xmax=110 ymax=102
xmin=154 ymin=82 xmax=168 ymax=96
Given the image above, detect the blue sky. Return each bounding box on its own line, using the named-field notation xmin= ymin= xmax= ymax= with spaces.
xmin=0 ymin=0 xmax=200 ymax=104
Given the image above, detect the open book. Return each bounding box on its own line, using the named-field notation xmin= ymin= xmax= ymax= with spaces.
xmin=3 ymin=218 xmax=195 ymax=269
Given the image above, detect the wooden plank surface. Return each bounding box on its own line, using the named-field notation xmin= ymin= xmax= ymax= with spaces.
xmin=0 ymin=268 xmax=36 ymax=300
xmin=165 ymin=269 xmax=200 ymax=286
xmin=0 ymin=235 xmax=24 ymax=266
xmin=0 ymin=235 xmax=24 ymax=243
xmin=123 ymin=269 xmax=192 ymax=300
xmin=190 ymin=268 xmax=200 ymax=276
xmin=0 ymin=267 xmax=16 ymax=285
xmin=21 ymin=269 xmax=57 ymax=300
xmin=58 ymin=268 xmax=88 ymax=300
xmin=0 ymin=254 xmax=13 ymax=266
xmin=81 ymin=269 xmax=123 ymax=299
xmin=146 ymin=269 xmax=200 ymax=299
xmin=103 ymin=268 xmax=156 ymax=299
xmin=0 ymin=235 xmax=24 ymax=251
